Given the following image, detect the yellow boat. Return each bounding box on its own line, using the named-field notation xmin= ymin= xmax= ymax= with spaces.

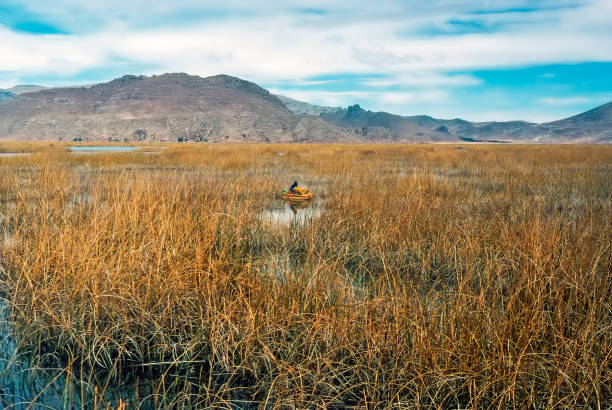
xmin=281 ymin=187 xmax=314 ymax=201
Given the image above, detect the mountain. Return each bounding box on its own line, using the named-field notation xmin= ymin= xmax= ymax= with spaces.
xmin=0 ymin=90 xmax=14 ymax=102
xmin=7 ymin=85 xmax=50 ymax=95
xmin=318 ymin=104 xmax=544 ymax=142
xmin=0 ymin=74 xmax=354 ymax=142
xmin=415 ymin=118 xmax=543 ymax=142
xmin=0 ymin=73 xmax=609 ymax=143
xmin=299 ymin=100 xmax=610 ymax=143
xmin=557 ymin=101 xmax=612 ymax=123
xmin=318 ymin=104 xmax=457 ymax=142
xmin=275 ymin=95 xmax=343 ymax=116
xmin=537 ymin=102 xmax=612 ymax=143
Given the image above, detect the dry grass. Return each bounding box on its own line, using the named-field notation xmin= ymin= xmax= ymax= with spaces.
xmin=0 ymin=143 xmax=610 ymax=408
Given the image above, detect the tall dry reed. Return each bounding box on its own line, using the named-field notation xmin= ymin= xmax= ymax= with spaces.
xmin=0 ymin=143 xmax=609 ymax=408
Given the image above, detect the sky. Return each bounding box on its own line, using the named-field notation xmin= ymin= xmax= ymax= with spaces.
xmin=0 ymin=0 xmax=611 ymax=122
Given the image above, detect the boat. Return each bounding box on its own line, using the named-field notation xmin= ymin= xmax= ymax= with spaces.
xmin=281 ymin=187 xmax=314 ymax=201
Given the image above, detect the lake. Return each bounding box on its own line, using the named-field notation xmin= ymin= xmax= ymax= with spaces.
xmin=69 ymin=146 xmax=144 ymax=153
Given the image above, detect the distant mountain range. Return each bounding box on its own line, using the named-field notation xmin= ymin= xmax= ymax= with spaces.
xmin=317 ymin=102 xmax=612 ymax=143
xmin=275 ymin=95 xmax=343 ymax=116
xmin=6 ymin=85 xmax=50 ymax=95
xmin=0 ymin=90 xmax=14 ymax=102
xmin=0 ymin=73 xmax=610 ymax=143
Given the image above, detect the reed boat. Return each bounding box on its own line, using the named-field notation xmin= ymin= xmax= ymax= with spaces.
xmin=281 ymin=187 xmax=313 ymax=201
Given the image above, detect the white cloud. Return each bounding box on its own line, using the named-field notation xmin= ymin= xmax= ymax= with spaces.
xmin=267 ymin=88 xmax=376 ymax=107
xmin=379 ymin=90 xmax=449 ymax=104
xmin=268 ymin=88 xmax=448 ymax=108
xmin=0 ymin=75 xmax=19 ymax=89
xmin=540 ymin=97 xmax=591 ymax=106
xmin=362 ymin=73 xmax=481 ymax=87
xmin=294 ymin=79 xmax=339 ymax=86
xmin=0 ymin=0 xmax=610 ymax=83
xmin=1 ymin=0 xmax=610 ymax=121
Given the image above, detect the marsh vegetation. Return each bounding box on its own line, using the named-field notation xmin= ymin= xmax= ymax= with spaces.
xmin=0 ymin=143 xmax=610 ymax=408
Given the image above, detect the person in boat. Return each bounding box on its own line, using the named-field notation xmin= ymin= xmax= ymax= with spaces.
xmin=289 ymin=181 xmax=298 ymax=193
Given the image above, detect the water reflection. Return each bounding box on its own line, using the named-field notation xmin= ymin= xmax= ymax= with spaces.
xmin=0 ymin=296 xmax=157 ymax=408
xmin=0 ymin=298 xmax=131 ymax=408
xmin=258 ymin=200 xmax=321 ymax=226
xmin=288 ymin=200 xmax=307 ymax=215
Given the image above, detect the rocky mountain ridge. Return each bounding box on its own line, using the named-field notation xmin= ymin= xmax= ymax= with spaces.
xmin=0 ymin=73 xmax=610 ymax=143
xmin=315 ymin=103 xmax=612 ymax=143
xmin=0 ymin=73 xmax=354 ymax=142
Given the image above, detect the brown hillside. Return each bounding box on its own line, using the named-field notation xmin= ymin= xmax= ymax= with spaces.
xmin=0 ymin=73 xmax=353 ymax=142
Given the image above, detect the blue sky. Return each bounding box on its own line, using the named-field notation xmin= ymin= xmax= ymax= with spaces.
xmin=0 ymin=0 xmax=611 ymax=122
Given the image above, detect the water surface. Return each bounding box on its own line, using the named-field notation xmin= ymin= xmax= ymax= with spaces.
xmin=258 ymin=200 xmax=322 ymax=226
xmin=0 ymin=297 xmax=153 ymax=408
xmin=0 ymin=153 xmax=30 ymax=157
xmin=69 ymin=146 xmax=144 ymax=153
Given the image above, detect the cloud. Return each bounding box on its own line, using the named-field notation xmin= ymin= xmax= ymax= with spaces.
xmin=1 ymin=0 xmax=610 ymax=82
xmin=379 ymin=90 xmax=448 ymax=104
xmin=362 ymin=73 xmax=481 ymax=87
xmin=267 ymin=88 xmax=376 ymax=107
xmin=540 ymin=97 xmax=591 ymax=106
xmin=0 ymin=0 xmax=610 ymax=120
xmin=0 ymin=77 xmax=19 ymax=89
xmin=268 ymin=88 xmax=448 ymax=109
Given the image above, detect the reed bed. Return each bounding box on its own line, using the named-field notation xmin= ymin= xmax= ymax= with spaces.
xmin=0 ymin=143 xmax=610 ymax=408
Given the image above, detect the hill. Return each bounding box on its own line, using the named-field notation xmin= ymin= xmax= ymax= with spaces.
xmin=0 ymin=90 xmax=14 ymax=102
xmin=7 ymin=85 xmax=50 ymax=95
xmin=536 ymin=102 xmax=612 ymax=143
xmin=318 ymin=104 xmax=545 ymax=142
xmin=0 ymin=73 xmax=610 ymax=143
xmin=319 ymin=104 xmax=459 ymax=142
xmin=298 ymin=100 xmax=610 ymax=143
xmin=275 ymin=95 xmax=343 ymax=116
xmin=0 ymin=74 xmax=353 ymax=142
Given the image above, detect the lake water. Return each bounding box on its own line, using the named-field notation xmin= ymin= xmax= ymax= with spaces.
xmin=0 ymin=296 xmax=155 ymax=408
xmin=69 ymin=146 xmax=143 ymax=153
xmin=0 ymin=153 xmax=30 ymax=157
xmin=0 ymin=225 xmax=144 ymax=407
xmin=258 ymin=200 xmax=322 ymax=226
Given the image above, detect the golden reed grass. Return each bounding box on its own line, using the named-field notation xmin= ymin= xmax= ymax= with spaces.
xmin=0 ymin=143 xmax=610 ymax=408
